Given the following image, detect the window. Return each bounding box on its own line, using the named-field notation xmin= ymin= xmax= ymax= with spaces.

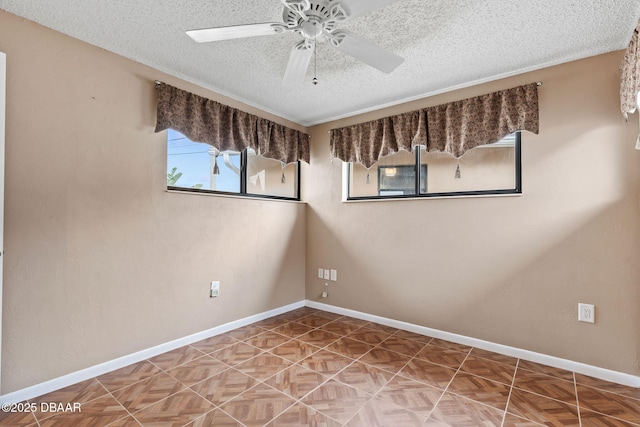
xmin=347 ymin=132 xmax=521 ymax=199
xmin=166 ymin=130 xmax=300 ymax=200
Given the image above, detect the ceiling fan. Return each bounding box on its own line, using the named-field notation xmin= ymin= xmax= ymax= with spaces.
xmin=186 ymin=0 xmax=404 ymax=85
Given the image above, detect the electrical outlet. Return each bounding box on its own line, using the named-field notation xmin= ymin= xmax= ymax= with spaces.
xmin=323 ymin=269 xmax=330 ymax=280
xmin=210 ymin=281 xmax=220 ymax=298
xmin=578 ymin=303 xmax=594 ymax=323
xmin=330 ymin=269 xmax=337 ymax=281
xmin=318 ymin=268 xmax=324 ymax=279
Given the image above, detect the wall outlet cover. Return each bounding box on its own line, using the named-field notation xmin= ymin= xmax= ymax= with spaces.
xmin=578 ymin=303 xmax=595 ymax=323
xmin=323 ymin=269 xmax=330 ymax=280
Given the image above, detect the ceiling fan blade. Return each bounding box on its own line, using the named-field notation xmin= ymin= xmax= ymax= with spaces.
xmin=283 ymin=41 xmax=314 ymax=86
xmin=339 ymin=0 xmax=400 ymax=19
xmin=186 ymin=23 xmax=281 ymax=43
xmin=330 ymin=30 xmax=403 ymax=74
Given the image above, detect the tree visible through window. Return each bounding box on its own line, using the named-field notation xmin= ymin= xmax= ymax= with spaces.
xmin=166 ymin=129 xmax=299 ymax=200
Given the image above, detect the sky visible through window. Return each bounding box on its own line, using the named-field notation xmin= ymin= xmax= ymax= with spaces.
xmin=166 ymin=129 xmax=240 ymax=192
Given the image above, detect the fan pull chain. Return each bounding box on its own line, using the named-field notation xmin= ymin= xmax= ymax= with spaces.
xmin=366 ymin=171 xmax=371 ymax=184
xmin=455 ymin=163 xmax=461 ymax=179
xmin=312 ymin=36 xmax=318 ymax=85
xmin=281 ymin=162 xmax=286 ymax=183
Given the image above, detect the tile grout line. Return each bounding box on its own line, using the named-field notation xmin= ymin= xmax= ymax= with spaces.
xmin=574 ymin=378 xmax=640 ymax=404
xmin=257 ymin=377 xmax=313 ymax=426
xmin=574 ymin=371 xmax=582 ymax=427
xmin=424 ymin=345 xmax=473 ymax=423
xmin=245 ymin=318 xmax=359 ymax=426
xmin=34 ymin=378 xmax=129 ymax=426
xmin=187 ymin=366 xmax=262 ymax=426
xmin=96 ymin=360 xmax=166 ymax=396
xmin=30 ymin=378 xmax=111 ymax=424
xmin=97 ymin=380 xmax=144 ymax=427
xmin=504 ymin=361 xmax=587 ymax=425
xmin=500 ymin=358 xmax=520 ymax=427
xmin=100 ymin=382 xmax=140 ymax=426
xmin=184 ymin=409 xmax=219 ymax=427
xmin=271 ymin=319 xmax=362 ymax=427
xmin=304 ymin=400 xmax=347 ymax=427
xmin=574 ymin=403 xmax=640 ymax=426
xmin=341 ymin=333 xmax=499 ymax=423
xmin=340 ymin=346 xmax=400 ymax=425
xmin=283 ymin=320 xmax=398 ymax=426
xmin=320 ymin=350 xmax=378 ymax=426
xmin=507 ymin=374 xmax=583 ymax=408
xmin=106 ymin=357 xmax=210 ymax=423
xmin=208 ymin=330 xmax=310 ymax=425
xmin=508 ymin=378 xmax=638 ymax=426
xmin=355 ymin=337 xmax=431 ymax=424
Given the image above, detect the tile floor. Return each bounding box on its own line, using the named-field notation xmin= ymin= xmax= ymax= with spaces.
xmin=2 ymin=307 xmax=639 ymax=426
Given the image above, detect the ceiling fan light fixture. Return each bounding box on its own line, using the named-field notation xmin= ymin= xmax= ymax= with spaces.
xmin=300 ymin=20 xmax=322 ymax=39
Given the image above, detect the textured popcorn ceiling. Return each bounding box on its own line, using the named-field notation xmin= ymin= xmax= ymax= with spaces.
xmin=1 ymin=0 xmax=639 ymax=125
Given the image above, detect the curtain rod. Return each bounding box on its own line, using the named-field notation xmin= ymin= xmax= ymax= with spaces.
xmin=155 ymin=80 xmax=542 ymax=88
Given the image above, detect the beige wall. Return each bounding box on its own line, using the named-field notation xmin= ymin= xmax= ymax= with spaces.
xmin=305 ymin=52 xmax=640 ymax=375
xmin=1 ymin=8 xmax=639 ymax=397
xmin=0 ymin=11 xmax=306 ymax=394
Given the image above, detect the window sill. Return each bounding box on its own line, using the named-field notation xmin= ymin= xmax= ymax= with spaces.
xmin=343 ymin=192 xmax=523 ymax=203
xmin=166 ymin=188 xmax=305 ymax=204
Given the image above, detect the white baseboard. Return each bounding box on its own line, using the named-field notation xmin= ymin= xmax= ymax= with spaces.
xmin=3 ymin=298 xmax=637 ymax=404
xmin=306 ymin=300 xmax=640 ymax=389
xmin=0 ymin=301 xmax=305 ymax=404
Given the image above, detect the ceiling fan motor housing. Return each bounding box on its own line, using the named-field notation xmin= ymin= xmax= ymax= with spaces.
xmin=282 ymin=0 xmax=347 ymax=43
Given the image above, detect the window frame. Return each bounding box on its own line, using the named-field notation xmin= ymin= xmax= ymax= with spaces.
xmin=167 ymin=147 xmax=302 ymax=202
xmin=346 ymin=132 xmax=522 ymax=201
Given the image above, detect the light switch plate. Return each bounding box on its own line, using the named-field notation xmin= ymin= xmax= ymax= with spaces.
xmin=330 ymin=269 xmax=337 ymax=281
xmin=323 ymin=269 xmax=330 ymax=280
xmin=318 ymin=268 xmax=324 ymax=279
xmin=210 ymin=281 xmax=220 ymax=298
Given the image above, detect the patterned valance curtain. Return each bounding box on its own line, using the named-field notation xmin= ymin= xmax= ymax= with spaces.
xmin=426 ymin=83 xmax=539 ymax=157
xmin=620 ymin=21 xmax=640 ymax=149
xmin=330 ymin=83 xmax=539 ymax=167
xmin=154 ymin=82 xmax=310 ymax=164
xmin=329 ymin=110 xmax=427 ymax=168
